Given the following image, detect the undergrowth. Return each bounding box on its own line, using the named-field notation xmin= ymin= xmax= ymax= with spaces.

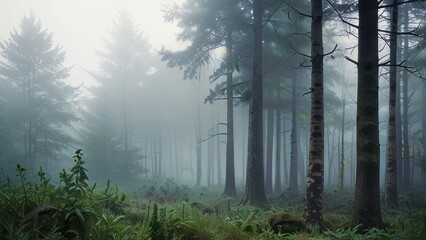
xmin=0 ymin=149 xmax=425 ymax=239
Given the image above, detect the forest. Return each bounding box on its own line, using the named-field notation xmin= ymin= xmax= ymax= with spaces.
xmin=0 ymin=0 xmax=425 ymax=239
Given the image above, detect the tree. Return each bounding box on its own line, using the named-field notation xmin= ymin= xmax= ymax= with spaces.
xmin=289 ymin=70 xmax=299 ymax=195
xmin=275 ymin=107 xmax=282 ymax=193
xmin=386 ymin=0 xmax=399 ymax=209
xmin=351 ymin=0 xmax=384 ymax=229
xmin=223 ymin=20 xmax=237 ymax=196
xmin=81 ymin=11 xmax=149 ymax=183
xmin=0 ymin=14 xmax=77 ymax=172
xmin=304 ymin=0 xmax=325 ymax=227
xmin=240 ymin=0 xmax=267 ymax=207
xmin=161 ymin=0 xmax=246 ymax=194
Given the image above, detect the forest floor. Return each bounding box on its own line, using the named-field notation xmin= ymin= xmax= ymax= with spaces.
xmin=0 ymin=155 xmax=425 ymax=239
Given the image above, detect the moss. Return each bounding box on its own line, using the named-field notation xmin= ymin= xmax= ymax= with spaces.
xmin=268 ymin=212 xmax=305 ymax=234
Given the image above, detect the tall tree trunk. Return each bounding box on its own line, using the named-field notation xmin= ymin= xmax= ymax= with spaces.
xmin=242 ymin=105 xmax=247 ymax=182
xmin=402 ymin=4 xmax=410 ymax=190
xmin=275 ymin=110 xmax=282 ymax=193
xmin=304 ymin=0 xmax=324 ymax=226
xmin=217 ymin=123 xmax=223 ymax=186
xmin=122 ymin=74 xmax=128 ymax=154
xmin=241 ymin=0 xmax=267 ymax=206
xmin=327 ymin=127 xmax=336 ymax=187
xmin=208 ymin=137 xmax=213 ymax=186
xmin=350 ymin=129 xmax=355 ymax=187
xmin=28 ymin=78 xmax=34 ymax=172
xmin=339 ymin=100 xmax=345 ymax=193
xmin=196 ymin=138 xmax=201 ymax=185
xmin=265 ymin=108 xmax=274 ymax=195
xmin=351 ymin=0 xmax=384 ymax=229
xmin=196 ymin=69 xmax=202 ymax=185
xmin=289 ymin=70 xmax=299 ymax=195
xmin=386 ymin=0 xmax=399 ymax=209
xmin=283 ymin=118 xmax=288 ymax=187
xmin=173 ymin=131 xmax=180 ymax=180
xmin=158 ymin=132 xmax=162 ymax=177
xmin=396 ymin=77 xmax=402 ymax=188
xmin=223 ymin=28 xmax=237 ymax=196
xmin=423 ymin=80 xmax=426 ymax=173
xmin=144 ymin=131 xmax=148 ymax=179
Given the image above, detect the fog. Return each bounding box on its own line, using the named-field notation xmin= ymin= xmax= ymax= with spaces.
xmin=0 ymin=0 xmax=425 ymax=193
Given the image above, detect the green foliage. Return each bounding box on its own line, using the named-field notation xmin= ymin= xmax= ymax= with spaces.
xmin=137 ymin=178 xmax=192 ymax=203
xmin=1 ymin=152 xmax=424 ymax=239
xmin=0 ymin=150 xmax=127 ymax=239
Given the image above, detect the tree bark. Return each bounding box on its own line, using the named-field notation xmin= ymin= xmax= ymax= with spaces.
xmin=351 ymin=0 xmax=384 ymax=230
xmin=208 ymin=136 xmax=213 ymax=186
xmin=196 ymin=69 xmax=202 ymax=185
xmin=423 ymin=80 xmax=426 ymax=173
xmin=386 ymin=0 xmax=399 ymax=209
xmin=241 ymin=0 xmax=267 ymax=207
xmin=304 ymin=0 xmax=324 ymax=227
xmin=265 ymin=108 xmax=274 ymax=195
xmin=282 ymin=118 xmax=288 ymax=187
xmin=402 ymin=4 xmax=410 ymax=190
xmin=289 ymin=70 xmax=299 ymax=195
xmin=275 ymin=109 xmax=282 ymax=193
xmin=223 ymin=27 xmax=237 ymax=197
xmin=216 ymin=123 xmax=223 ymax=186
xmin=158 ymin=132 xmax=162 ymax=177
xmin=339 ymin=100 xmax=345 ymax=193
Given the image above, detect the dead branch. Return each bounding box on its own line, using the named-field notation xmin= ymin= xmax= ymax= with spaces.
xmin=344 ymin=56 xmax=358 ymax=65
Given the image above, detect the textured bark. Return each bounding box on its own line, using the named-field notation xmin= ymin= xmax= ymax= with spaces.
xmin=241 ymin=0 xmax=267 ymax=206
xmin=223 ymin=28 xmax=237 ymax=197
xmin=396 ymin=64 xmax=403 ymax=189
xmin=275 ymin=110 xmax=282 ymax=193
xmin=386 ymin=0 xmax=399 ymax=209
xmin=423 ymin=81 xmax=426 ymax=171
xmin=402 ymin=5 xmax=410 ymax=189
xmin=265 ymin=108 xmax=274 ymax=195
xmin=289 ymin=70 xmax=299 ymax=195
xmin=351 ymin=0 xmax=384 ymax=230
xmin=303 ymin=0 xmax=324 ymax=227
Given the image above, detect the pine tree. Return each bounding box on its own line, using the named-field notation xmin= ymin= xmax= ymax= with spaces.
xmin=81 ymin=11 xmax=150 ymax=183
xmin=0 ymin=14 xmax=77 ymax=172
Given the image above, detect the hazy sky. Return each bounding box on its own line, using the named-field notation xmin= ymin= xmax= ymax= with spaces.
xmin=0 ymin=0 xmax=184 ymax=89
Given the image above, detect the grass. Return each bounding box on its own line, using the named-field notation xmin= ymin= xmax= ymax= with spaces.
xmin=0 ymin=150 xmax=425 ymax=239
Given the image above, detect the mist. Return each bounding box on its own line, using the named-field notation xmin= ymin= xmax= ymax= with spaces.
xmin=0 ymin=0 xmax=425 ymax=239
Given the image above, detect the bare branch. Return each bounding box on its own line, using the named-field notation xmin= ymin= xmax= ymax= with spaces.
xmin=344 ymin=56 xmax=358 ymax=65
xmin=326 ymin=0 xmax=359 ymax=29
xmin=290 ymin=44 xmax=311 ymax=58
xmin=324 ymin=44 xmax=338 ymax=57
xmin=281 ymin=0 xmax=312 ymax=18
xmin=263 ymin=1 xmax=283 ymax=27
xmin=201 ymin=132 xmax=227 ymax=143
xmin=378 ymin=0 xmax=422 ymax=9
